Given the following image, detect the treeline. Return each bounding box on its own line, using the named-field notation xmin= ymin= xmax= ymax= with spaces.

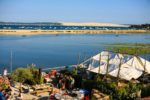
xmin=0 ymin=22 xmax=62 ymax=25
xmin=129 ymin=24 xmax=150 ymax=30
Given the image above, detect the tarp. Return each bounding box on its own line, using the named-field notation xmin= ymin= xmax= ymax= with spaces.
xmin=87 ymin=51 xmax=150 ymax=80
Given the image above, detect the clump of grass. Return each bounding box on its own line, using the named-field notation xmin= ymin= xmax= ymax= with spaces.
xmin=101 ymin=43 xmax=150 ymax=47
xmin=145 ymin=38 xmax=150 ymax=40
xmin=82 ymin=42 xmax=150 ymax=54
xmin=82 ymin=42 xmax=150 ymax=47
xmin=106 ymin=46 xmax=150 ymax=55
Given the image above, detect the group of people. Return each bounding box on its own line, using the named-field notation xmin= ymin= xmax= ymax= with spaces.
xmin=0 ymin=68 xmax=11 ymax=100
xmin=0 ymin=86 xmax=12 ymax=100
xmin=55 ymin=73 xmax=75 ymax=90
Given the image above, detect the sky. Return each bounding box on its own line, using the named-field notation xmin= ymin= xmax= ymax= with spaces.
xmin=0 ymin=0 xmax=150 ymax=24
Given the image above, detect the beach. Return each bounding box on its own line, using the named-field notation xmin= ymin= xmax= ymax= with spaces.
xmin=0 ymin=29 xmax=150 ymax=35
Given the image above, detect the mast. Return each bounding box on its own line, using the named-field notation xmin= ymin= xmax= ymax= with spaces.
xmin=10 ymin=50 xmax=12 ymax=73
xmin=77 ymin=52 xmax=81 ymax=65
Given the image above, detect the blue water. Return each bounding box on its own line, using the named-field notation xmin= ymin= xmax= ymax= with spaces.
xmin=0 ymin=33 xmax=150 ymax=72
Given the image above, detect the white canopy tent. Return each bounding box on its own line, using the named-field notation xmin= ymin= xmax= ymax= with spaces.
xmin=87 ymin=51 xmax=150 ymax=80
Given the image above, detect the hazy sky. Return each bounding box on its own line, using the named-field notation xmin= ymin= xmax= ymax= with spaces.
xmin=0 ymin=0 xmax=149 ymax=24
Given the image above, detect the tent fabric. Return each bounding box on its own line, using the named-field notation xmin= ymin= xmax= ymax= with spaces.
xmin=87 ymin=51 xmax=150 ymax=80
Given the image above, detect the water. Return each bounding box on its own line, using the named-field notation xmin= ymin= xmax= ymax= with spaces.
xmin=0 ymin=33 xmax=150 ymax=72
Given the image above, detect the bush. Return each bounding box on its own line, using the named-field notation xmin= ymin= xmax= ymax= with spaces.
xmin=73 ymin=74 xmax=82 ymax=88
xmin=83 ymin=76 xmax=140 ymax=100
xmin=0 ymin=76 xmax=9 ymax=91
xmin=83 ymin=80 xmax=97 ymax=92
xmin=10 ymin=68 xmax=33 ymax=83
xmin=138 ymin=84 xmax=150 ymax=97
xmin=10 ymin=67 xmax=44 ymax=85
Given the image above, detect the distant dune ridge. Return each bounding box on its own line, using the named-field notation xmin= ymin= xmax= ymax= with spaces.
xmin=0 ymin=22 xmax=149 ymax=35
xmin=61 ymin=22 xmax=129 ymax=27
xmin=0 ymin=22 xmax=129 ymax=27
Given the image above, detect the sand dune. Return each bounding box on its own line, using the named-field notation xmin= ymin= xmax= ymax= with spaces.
xmin=61 ymin=22 xmax=129 ymax=27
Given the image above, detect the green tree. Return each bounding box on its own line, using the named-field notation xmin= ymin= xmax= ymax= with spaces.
xmin=10 ymin=68 xmax=33 ymax=83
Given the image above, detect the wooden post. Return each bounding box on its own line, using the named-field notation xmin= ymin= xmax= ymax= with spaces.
xmin=77 ymin=52 xmax=81 ymax=65
xmin=117 ymin=57 xmax=122 ymax=80
xmin=98 ymin=53 xmax=101 ymax=74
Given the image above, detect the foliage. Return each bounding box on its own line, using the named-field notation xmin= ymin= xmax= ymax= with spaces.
xmin=0 ymin=76 xmax=9 ymax=91
xmin=83 ymin=76 xmax=142 ymax=100
xmin=72 ymin=74 xmax=82 ymax=88
xmin=106 ymin=46 xmax=150 ymax=55
xmin=10 ymin=67 xmax=44 ymax=85
xmin=82 ymin=42 xmax=150 ymax=54
xmin=83 ymin=80 xmax=97 ymax=92
xmin=10 ymin=68 xmax=33 ymax=83
xmin=59 ymin=69 xmax=77 ymax=76
xmin=138 ymin=84 xmax=150 ymax=97
xmin=129 ymin=24 xmax=150 ymax=30
xmin=101 ymin=43 xmax=150 ymax=47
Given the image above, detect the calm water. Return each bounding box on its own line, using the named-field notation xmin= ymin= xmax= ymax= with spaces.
xmin=0 ymin=33 xmax=150 ymax=72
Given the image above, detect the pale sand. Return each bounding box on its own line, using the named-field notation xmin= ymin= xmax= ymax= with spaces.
xmin=10 ymin=82 xmax=57 ymax=100
xmin=61 ymin=22 xmax=129 ymax=27
xmin=0 ymin=30 xmax=150 ymax=35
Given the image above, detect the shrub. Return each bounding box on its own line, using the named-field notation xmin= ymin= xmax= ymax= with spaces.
xmin=10 ymin=67 xmax=44 ymax=85
xmin=0 ymin=76 xmax=9 ymax=91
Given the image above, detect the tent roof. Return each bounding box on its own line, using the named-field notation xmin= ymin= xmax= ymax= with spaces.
xmin=87 ymin=51 xmax=150 ymax=80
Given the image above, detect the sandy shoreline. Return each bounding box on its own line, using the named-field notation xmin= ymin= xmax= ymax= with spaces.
xmin=0 ymin=29 xmax=150 ymax=35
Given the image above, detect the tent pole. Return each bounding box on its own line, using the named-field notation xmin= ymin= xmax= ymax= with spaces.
xmin=98 ymin=53 xmax=101 ymax=74
xmin=90 ymin=52 xmax=94 ymax=70
xmin=144 ymin=54 xmax=146 ymax=72
xmin=117 ymin=57 xmax=122 ymax=81
xmin=105 ymin=54 xmax=110 ymax=78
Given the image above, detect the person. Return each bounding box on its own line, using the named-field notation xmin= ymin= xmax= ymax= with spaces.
xmin=4 ymin=92 xmax=8 ymax=100
xmin=66 ymin=75 xmax=70 ymax=90
xmin=58 ymin=76 xmax=62 ymax=89
xmin=0 ymin=90 xmax=4 ymax=100
xmin=5 ymin=86 xmax=12 ymax=96
xmin=3 ymin=68 xmax=7 ymax=76
xmin=70 ymin=77 xmax=75 ymax=90
xmin=18 ymin=92 xmax=23 ymax=100
xmin=62 ymin=75 xmax=66 ymax=89
xmin=56 ymin=74 xmax=60 ymax=88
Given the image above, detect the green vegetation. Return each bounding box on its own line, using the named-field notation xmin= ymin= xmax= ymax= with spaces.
xmin=82 ymin=42 xmax=150 ymax=55
xmin=101 ymin=43 xmax=150 ymax=47
xmin=129 ymin=24 xmax=150 ymax=30
xmin=145 ymin=38 xmax=150 ymax=40
xmin=82 ymin=42 xmax=150 ymax=47
xmin=102 ymin=43 xmax=150 ymax=54
xmin=59 ymin=70 xmax=150 ymax=99
xmin=106 ymin=46 xmax=150 ymax=55
xmin=10 ymin=66 xmax=44 ymax=85
xmin=83 ymin=76 xmax=150 ymax=100
xmin=0 ymin=77 xmax=9 ymax=91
